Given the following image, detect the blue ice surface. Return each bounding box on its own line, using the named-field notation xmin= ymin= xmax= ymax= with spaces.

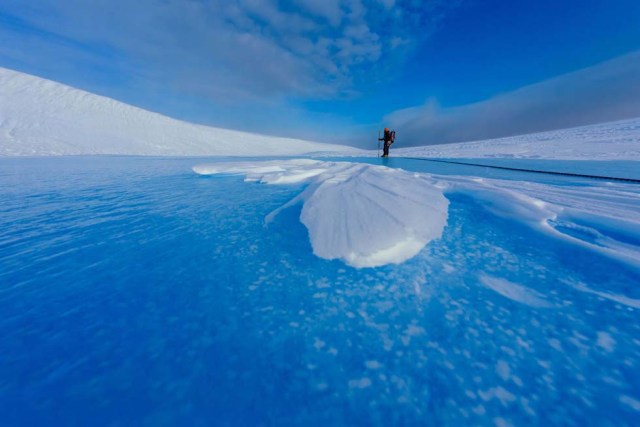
xmin=433 ymin=158 xmax=640 ymax=181
xmin=329 ymin=156 xmax=640 ymax=182
xmin=1 ymin=156 xmax=639 ymax=426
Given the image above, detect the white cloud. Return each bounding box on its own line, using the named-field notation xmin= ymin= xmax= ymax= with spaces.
xmin=386 ymin=51 xmax=640 ymax=146
xmin=0 ymin=0 xmax=458 ymax=102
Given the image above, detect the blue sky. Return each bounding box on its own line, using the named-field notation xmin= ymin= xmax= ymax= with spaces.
xmin=1 ymin=0 xmax=639 ymax=147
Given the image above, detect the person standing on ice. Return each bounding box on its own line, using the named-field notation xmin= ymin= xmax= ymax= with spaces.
xmin=379 ymin=127 xmax=395 ymax=158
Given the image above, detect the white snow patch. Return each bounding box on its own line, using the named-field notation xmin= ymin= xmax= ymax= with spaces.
xmin=193 ymin=160 xmax=449 ymax=268
xmin=313 ymin=338 xmax=326 ymax=350
xmin=620 ymin=395 xmax=640 ymax=411
xmin=442 ymin=176 xmax=640 ymax=269
xmin=494 ymin=417 xmax=514 ymax=427
xmin=479 ymin=274 xmax=553 ymax=308
xmin=548 ymin=338 xmax=563 ymax=352
xmin=567 ymin=281 xmax=640 ymax=309
xmin=478 ymin=386 xmax=517 ymax=405
xmin=0 ymin=67 xmax=359 ymax=157
xmin=596 ymin=332 xmax=616 ymax=353
xmin=365 ymin=360 xmax=383 ymax=370
xmin=496 ymin=360 xmax=511 ymax=381
xmin=348 ymin=377 xmax=373 ymax=389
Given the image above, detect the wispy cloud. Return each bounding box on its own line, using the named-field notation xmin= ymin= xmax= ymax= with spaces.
xmin=0 ymin=0 xmax=458 ymax=103
xmin=386 ymin=51 xmax=640 ymax=146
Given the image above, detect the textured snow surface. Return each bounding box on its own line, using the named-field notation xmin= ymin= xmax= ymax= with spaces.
xmin=443 ymin=175 xmax=640 ymax=268
xmin=479 ymin=273 xmax=554 ymax=308
xmin=193 ymin=160 xmax=450 ymax=267
xmin=396 ymin=118 xmax=640 ymax=161
xmin=0 ymin=67 xmax=357 ymax=157
xmin=196 ymin=159 xmax=640 ymax=269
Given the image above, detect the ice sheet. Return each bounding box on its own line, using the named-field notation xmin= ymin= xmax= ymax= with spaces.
xmin=3 ymin=156 xmax=639 ymax=425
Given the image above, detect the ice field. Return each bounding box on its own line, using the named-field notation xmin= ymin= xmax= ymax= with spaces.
xmin=1 ymin=156 xmax=639 ymax=425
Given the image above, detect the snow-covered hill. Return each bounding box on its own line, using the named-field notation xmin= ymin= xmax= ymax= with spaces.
xmin=3 ymin=66 xmax=638 ymax=160
xmin=0 ymin=67 xmax=358 ymax=157
xmin=395 ymin=118 xmax=640 ymax=161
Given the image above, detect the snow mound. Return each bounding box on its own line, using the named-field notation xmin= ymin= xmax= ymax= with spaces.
xmin=396 ymin=118 xmax=640 ymax=161
xmin=0 ymin=67 xmax=358 ymax=157
xmin=193 ymin=160 xmax=449 ymax=268
xmin=441 ymin=175 xmax=640 ymax=268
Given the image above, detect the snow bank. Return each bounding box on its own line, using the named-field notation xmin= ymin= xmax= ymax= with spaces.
xmin=193 ymin=159 xmax=639 ymax=269
xmin=193 ymin=160 xmax=449 ymax=268
xmin=0 ymin=67 xmax=358 ymax=157
xmin=395 ymin=118 xmax=640 ymax=161
xmin=440 ymin=175 xmax=640 ymax=268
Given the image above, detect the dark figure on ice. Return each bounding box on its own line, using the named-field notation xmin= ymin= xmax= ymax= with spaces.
xmin=379 ymin=127 xmax=395 ymax=158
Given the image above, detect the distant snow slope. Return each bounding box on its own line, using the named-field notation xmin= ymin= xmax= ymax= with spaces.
xmin=395 ymin=118 xmax=640 ymax=161
xmin=0 ymin=67 xmax=358 ymax=157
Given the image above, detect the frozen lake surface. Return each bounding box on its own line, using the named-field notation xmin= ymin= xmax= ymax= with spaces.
xmin=1 ymin=156 xmax=639 ymax=425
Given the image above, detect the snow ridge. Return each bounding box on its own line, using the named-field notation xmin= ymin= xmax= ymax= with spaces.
xmin=193 ymin=159 xmax=640 ymax=269
xmin=441 ymin=175 xmax=640 ymax=268
xmin=0 ymin=67 xmax=357 ymax=157
xmin=193 ymin=160 xmax=449 ymax=268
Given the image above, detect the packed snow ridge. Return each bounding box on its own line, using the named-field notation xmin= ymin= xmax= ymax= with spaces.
xmin=442 ymin=174 xmax=640 ymax=268
xmin=396 ymin=118 xmax=640 ymax=161
xmin=193 ymin=159 xmax=449 ymax=268
xmin=0 ymin=67 xmax=358 ymax=157
xmin=195 ymin=159 xmax=640 ymax=269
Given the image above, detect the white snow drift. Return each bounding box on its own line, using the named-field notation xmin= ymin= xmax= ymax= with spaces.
xmin=0 ymin=67 xmax=357 ymax=157
xmin=441 ymin=175 xmax=640 ymax=268
xmin=194 ymin=159 xmax=640 ymax=269
xmin=479 ymin=274 xmax=554 ymax=308
xmin=193 ymin=159 xmax=450 ymax=268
